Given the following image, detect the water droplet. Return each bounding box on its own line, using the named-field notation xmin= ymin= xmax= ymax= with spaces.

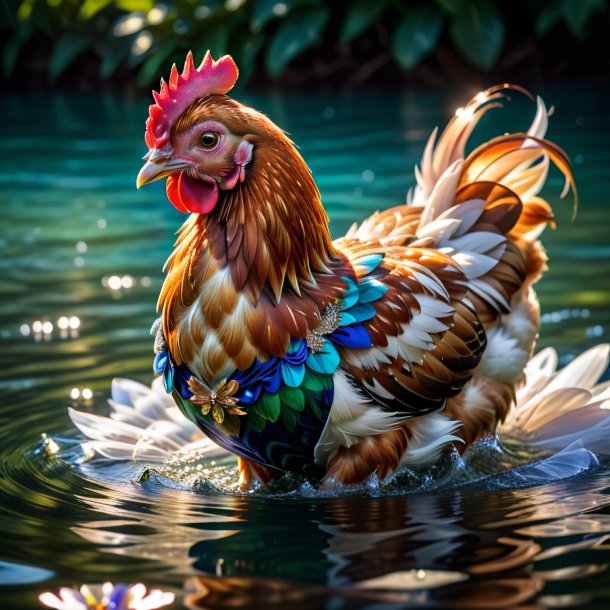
xmin=132 ymin=30 xmax=154 ymax=55
xmin=194 ymin=5 xmax=210 ymax=18
xmin=272 ymin=2 xmax=287 ymax=16
xmin=147 ymin=3 xmax=167 ymax=25
xmin=121 ymin=275 xmax=135 ymax=289
xmin=108 ymin=275 xmax=122 ymax=290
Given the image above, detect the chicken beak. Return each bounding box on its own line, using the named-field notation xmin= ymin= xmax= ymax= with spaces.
xmin=136 ymin=149 xmax=191 ymax=189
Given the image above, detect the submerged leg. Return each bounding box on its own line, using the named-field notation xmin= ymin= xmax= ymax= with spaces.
xmin=237 ymin=457 xmax=284 ymax=488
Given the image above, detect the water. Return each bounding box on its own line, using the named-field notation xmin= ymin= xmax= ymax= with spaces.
xmin=1 ymin=83 xmax=609 ymax=609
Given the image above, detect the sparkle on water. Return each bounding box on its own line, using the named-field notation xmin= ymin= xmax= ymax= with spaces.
xmin=0 ymin=84 xmax=609 ymax=609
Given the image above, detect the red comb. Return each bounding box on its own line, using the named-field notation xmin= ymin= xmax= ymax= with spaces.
xmin=145 ymin=51 xmax=239 ymax=149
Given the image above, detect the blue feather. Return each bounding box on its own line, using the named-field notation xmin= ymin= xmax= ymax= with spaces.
xmin=153 ymin=352 xmax=167 ymax=375
xmin=329 ymin=323 xmax=372 ymax=348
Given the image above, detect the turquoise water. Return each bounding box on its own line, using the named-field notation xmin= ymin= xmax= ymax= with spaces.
xmin=0 ymin=84 xmax=609 ymax=609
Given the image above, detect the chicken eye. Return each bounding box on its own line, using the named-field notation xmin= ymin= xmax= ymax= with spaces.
xmin=200 ymin=132 xmax=219 ymax=149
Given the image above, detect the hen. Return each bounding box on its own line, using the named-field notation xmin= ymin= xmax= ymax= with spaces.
xmin=136 ymin=51 xmax=575 ymax=486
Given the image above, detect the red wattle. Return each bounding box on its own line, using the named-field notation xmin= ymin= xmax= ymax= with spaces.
xmin=166 ymin=173 xmax=189 ymax=213
xmin=165 ymin=172 xmax=219 ymax=215
xmin=178 ymin=172 xmax=219 ymax=215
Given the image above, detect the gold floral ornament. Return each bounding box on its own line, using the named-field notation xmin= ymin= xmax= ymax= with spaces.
xmin=188 ymin=377 xmax=245 ymax=424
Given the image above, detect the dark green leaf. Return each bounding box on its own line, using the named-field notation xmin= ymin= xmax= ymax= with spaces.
xmin=536 ymin=5 xmax=562 ymax=36
xmin=136 ymin=38 xmax=177 ymax=86
xmin=392 ymin=6 xmax=444 ymax=70
xmin=49 ymin=32 xmax=92 ymax=81
xmin=1 ymin=0 xmax=20 ymax=28
xmin=561 ymin=0 xmax=605 ymax=38
xmin=3 ymin=36 xmax=21 ymax=78
xmin=339 ymin=0 xmax=390 ymax=45
xmin=449 ymin=0 xmax=505 ymax=70
xmin=264 ymin=6 xmax=329 ymax=78
xmin=232 ymin=30 xmax=267 ymax=91
xmin=250 ymin=0 xmax=315 ymax=32
xmin=100 ymin=41 xmax=131 ymax=79
xmin=434 ymin=0 xmax=466 ymax=14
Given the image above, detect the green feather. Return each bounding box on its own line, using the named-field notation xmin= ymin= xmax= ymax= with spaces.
xmin=173 ymin=392 xmax=199 ymax=425
xmin=279 ymin=386 xmax=306 ymax=412
xmin=258 ymin=391 xmax=281 ymax=423
xmin=280 ymin=406 xmax=297 ymax=433
xmin=301 ymin=370 xmax=331 ymax=393
xmin=249 ymin=408 xmax=268 ymax=433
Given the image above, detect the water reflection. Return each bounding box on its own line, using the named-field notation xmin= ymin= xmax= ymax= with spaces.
xmin=69 ymin=466 xmax=610 ymax=608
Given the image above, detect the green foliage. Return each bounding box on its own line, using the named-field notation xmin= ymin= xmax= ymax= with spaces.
xmin=449 ymin=0 xmax=504 ymax=70
xmin=1 ymin=0 xmax=608 ymax=85
xmin=49 ymin=32 xmax=93 ymax=81
xmin=340 ymin=0 xmax=390 ymax=45
xmin=264 ymin=5 xmax=329 ymax=77
xmin=392 ymin=6 xmax=444 ymax=70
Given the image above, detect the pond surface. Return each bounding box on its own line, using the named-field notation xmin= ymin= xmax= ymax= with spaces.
xmin=1 ymin=83 xmax=609 ymax=609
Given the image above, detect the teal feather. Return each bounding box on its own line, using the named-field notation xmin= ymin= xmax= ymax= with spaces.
xmin=339 ymin=311 xmax=358 ymax=326
xmin=343 ymin=302 xmax=376 ymax=323
xmin=340 ymin=276 xmax=360 ymax=310
xmin=358 ymin=277 xmax=389 ymax=303
xmin=281 ymin=361 xmax=306 ymax=387
xmin=355 ymin=253 xmax=384 ymax=274
xmin=287 ymin=338 xmax=303 ymax=354
xmin=306 ymin=340 xmax=341 ymax=374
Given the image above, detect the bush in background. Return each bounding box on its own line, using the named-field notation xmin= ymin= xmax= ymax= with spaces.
xmin=2 ymin=0 xmax=608 ymax=89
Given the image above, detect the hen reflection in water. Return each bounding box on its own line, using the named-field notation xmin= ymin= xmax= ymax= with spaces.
xmin=70 ymin=476 xmax=610 ymax=609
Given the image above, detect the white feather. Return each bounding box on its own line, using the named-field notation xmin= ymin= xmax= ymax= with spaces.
xmin=418 ymin=160 xmax=463 ymax=228
xmin=314 ymin=370 xmax=407 ymax=466
xmin=398 ymin=412 xmax=462 ymax=467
